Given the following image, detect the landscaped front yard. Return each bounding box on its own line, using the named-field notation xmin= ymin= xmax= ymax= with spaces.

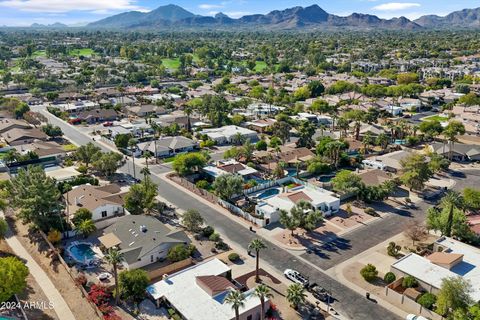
xmin=422 ymin=115 xmax=449 ymax=122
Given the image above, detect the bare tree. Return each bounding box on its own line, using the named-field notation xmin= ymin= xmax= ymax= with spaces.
xmin=404 ymin=220 xmax=428 ymax=245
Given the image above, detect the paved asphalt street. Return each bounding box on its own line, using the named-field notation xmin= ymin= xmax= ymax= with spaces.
xmin=39 ymin=108 xmax=403 ymax=319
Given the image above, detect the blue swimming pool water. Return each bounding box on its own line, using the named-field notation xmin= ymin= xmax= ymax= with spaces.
xmin=287 ymin=168 xmax=298 ymax=177
xmin=257 ymin=188 xmax=280 ymax=199
xmin=318 ymin=175 xmax=334 ymax=183
xmin=69 ymin=243 xmax=96 ymax=262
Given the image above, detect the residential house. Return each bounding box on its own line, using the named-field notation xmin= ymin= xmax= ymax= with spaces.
xmin=65 ymin=184 xmax=127 ymax=222
xmin=368 ymin=149 xmax=419 ymax=173
xmin=1 ymin=128 xmax=48 ymax=146
xmin=200 ymin=126 xmax=258 ymax=145
xmin=13 ymin=140 xmax=67 ymax=160
xmin=76 ymin=109 xmax=118 ymax=124
xmin=245 ymin=118 xmax=276 ymax=133
xmin=255 ymin=184 xmax=340 ymax=225
xmin=357 ymin=169 xmax=393 ymax=186
xmin=138 ymin=136 xmax=198 ymax=158
xmin=203 ymin=160 xmax=259 ymax=180
xmin=390 ymin=237 xmax=480 ymax=302
xmin=0 ymin=119 xmax=31 ymax=134
xmin=129 ymin=105 xmax=167 ymax=117
xmin=255 ymin=146 xmax=315 ymax=173
xmin=429 ymin=142 xmax=480 ymax=162
xmin=147 ymin=258 xmax=269 ymax=320
xmin=100 ymin=215 xmax=190 ymax=269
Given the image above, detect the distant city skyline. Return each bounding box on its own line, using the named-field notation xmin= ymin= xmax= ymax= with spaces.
xmin=0 ymin=0 xmax=477 ymax=26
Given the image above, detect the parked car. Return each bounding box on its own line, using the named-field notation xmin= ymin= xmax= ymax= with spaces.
xmin=103 ymin=121 xmax=113 ymax=127
xmin=308 ymin=283 xmax=332 ymax=302
xmin=284 ymin=269 xmax=309 ymax=287
xmin=406 ymin=315 xmax=429 ymax=320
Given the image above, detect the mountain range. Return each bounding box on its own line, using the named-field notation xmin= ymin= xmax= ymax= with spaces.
xmin=37 ymin=4 xmax=480 ymax=30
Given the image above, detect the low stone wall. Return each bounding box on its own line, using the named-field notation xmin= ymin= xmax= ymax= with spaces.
xmin=384 ymin=283 xmax=444 ymax=320
xmin=38 ymin=230 xmax=105 ymax=320
xmin=145 ymin=258 xmax=193 ymax=281
xmin=168 ymin=173 xmax=266 ymax=226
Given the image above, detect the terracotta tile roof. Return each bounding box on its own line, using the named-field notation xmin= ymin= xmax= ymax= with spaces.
xmin=427 ymin=252 xmax=464 ymax=265
xmin=281 ymin=191 xmax=312 ymax=204
xmin=219 ymin=163 xmax=245 ymax=173
xmin=196 ymin=275 xmax=235 ymax=297
xmin=358 ymin=169 xmax=392 ymax=186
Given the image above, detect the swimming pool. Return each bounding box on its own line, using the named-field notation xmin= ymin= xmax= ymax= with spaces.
xmin=318 ymin=175 xmax=335 ymax=183
xmin=257 ymin=188 xmax=280 ymax=199
xmin=286 ymin=168 xmax=298 ymax=177
xmin=68 ymin=243 xmax=97 ymax=263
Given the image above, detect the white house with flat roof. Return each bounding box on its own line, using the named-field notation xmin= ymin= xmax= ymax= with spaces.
xmin=203 ymin=160 xmax=258 ymax=179
xmin=255 ymin=185 xmax=340 ymax=225
xmin=146 ymin=258 xmax=269 ymax=320
xmin=391 ymin=237 xmax=480 ymax=302
xmin=200 ymin=125 xmax=258 ymax=145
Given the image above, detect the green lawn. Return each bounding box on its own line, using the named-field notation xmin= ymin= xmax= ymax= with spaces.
xmin=162 ymin=155 xmax=177 ymax=163
xmin=254 ymin=61 xmax=268 ymax=72
xmin=161 ymin=58 xmax=181 ymax=70
xmin=69 ymin=48 xmax=95 ymax=57
xmin=62 ymin=144 xmax=78 ymax=152
xmin=422 ymin=115 xmax=449 ymax=122
xmin=32 ymin=50 xmax=47 ymax=58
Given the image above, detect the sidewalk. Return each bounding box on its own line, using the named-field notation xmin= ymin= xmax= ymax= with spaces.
xmin=326 ymin=233 xmax=411 ymax=320
xmin=159 ymin=173 xmax=349 ymax=320
xmin=0 ymin=212 xmax=76 ymax=320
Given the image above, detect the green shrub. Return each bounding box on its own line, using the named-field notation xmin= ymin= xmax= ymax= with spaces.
xmin=364 ymin=207 xmax=377 ymax=216
xmin=402 ymin=276 xmax=418 ymax=288
xmin=209 ymin=233 xmax=221 ymax=242
xmin=417 ymin=292 xmax=436 ymax=309
xmin=202 ymin=226 xmax=215 ymax=237
xmin=360 ymin=264 xmax=378 ymax=282
xmin=195 ymin=180 xmax=209 ymax=189
xmin=215 ymin=241 xmax=229 ymax=251
xmin=387 ymin=242 xmax=401 ymax=257
xmin=384 ymin=272 xmax=396 ymax=284
xmin=228 ymin=252 xmax=240 ymax=262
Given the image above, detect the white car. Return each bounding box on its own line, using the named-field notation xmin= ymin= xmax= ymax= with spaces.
xmin=284 ymin=269 xmax=309 ymax=287
xmin=406 ymin=315 xmax=429 ymax=320
xmin=97 ymin=272 xmax=112 ymax=281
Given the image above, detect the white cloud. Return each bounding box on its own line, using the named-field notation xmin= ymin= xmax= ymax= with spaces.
xmin=372 ymin=2 xmax=420 ymax=11
xmin=223 ymin=11 xmax=250 ymax=18
xmin=199 ymin=3 xmax=224 ymax=10
xmin=0 ymin=0 xmax=146 ymax=13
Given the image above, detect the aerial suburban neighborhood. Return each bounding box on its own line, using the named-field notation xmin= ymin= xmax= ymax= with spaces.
xmin=1 ymin=1 xmax=480 ymax=320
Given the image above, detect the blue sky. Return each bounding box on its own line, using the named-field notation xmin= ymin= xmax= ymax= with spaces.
xmin=0 ymin=0 xmax=478 ymax=26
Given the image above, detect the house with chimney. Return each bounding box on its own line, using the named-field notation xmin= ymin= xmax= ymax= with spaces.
xmin=100 ymin=215 xmax=190 ymax=269
xmin=64 ymin=184 xmax=128 ymax=222
xmin=390 ymin=237 xmax=480 ymax=303
xmin=147 ymin=258 xmax=269 ymax=320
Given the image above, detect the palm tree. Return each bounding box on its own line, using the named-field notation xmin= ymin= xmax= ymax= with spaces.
xmin=441 ymin=191 xmax=463 ymax=237
xmin=253 ymin=284 xmax=273 ymax=320
xmin=140 ymin=167 xmax=151 ymax=182
xmin=286 ymin=283 xmax=306 ymax=310
xmin=184 ymin=104 xmax=193 ymax=132
xmin=74 ymin=219 xmax=96 ymax=238
xmin=225 ymin=290 xmax=245 ymax=320
xmin=362 ymin=131 xmax=373 ymax=154
xmin=443 ymin=121 xmax=466 ymax=160
xmin=376 ymin=133 xmax=389 ymax=152
xmin=248 ymin=239 xmax=267 ymax=283
xmin=105 ymin=248 xmax=124 ymax=305
xmin=128 ymin=138 xmax=137 ymax=180
xmin=143 ymin=153 xmax=151 ymax=169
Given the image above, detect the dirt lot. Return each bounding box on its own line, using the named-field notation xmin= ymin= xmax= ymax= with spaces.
xmin=0 ymin=240 xmax=58 ymax=320
xmin=10 ymin=218 xmax=101 ymax=320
